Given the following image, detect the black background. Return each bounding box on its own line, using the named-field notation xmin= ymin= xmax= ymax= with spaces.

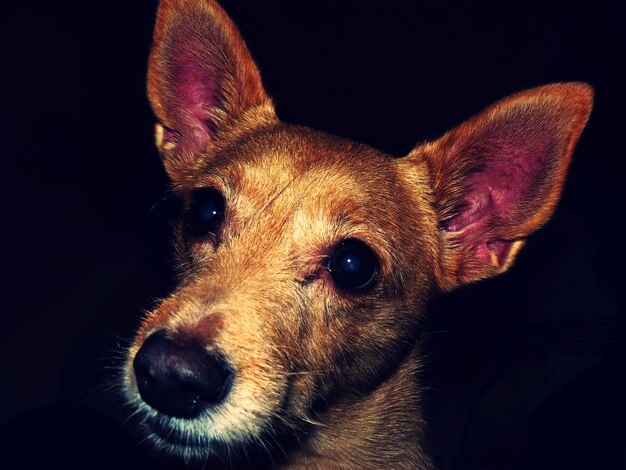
xmin=1 ymin=0 xmax=622 ymax=469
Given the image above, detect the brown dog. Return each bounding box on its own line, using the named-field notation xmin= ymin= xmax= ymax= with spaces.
xmin=122 ymin=0 xmax=593 ymax=467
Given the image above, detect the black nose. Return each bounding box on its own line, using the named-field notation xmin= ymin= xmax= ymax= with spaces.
xmin=133 ymin=330 xmax=232 ymax=419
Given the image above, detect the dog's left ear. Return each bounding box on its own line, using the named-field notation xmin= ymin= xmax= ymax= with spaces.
xmin=403 ymin=83 xmax=593 ymax=290
xmin=148 ymin=0 xmax=273 ymax=179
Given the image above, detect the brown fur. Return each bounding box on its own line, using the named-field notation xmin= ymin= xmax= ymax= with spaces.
xmin=123 ymin=1 xmax=593 ymax=468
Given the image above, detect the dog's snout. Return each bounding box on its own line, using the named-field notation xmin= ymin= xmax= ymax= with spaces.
xmin=133 ymin=330 xmax=232 ymax=419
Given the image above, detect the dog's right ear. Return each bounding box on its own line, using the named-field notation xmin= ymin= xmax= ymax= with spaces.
xmin=148 ymin=0 xmax=273 ymax=180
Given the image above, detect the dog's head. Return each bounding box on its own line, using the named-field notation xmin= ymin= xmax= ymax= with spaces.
xmin=123 ymin=0 xmax=592 ymax=461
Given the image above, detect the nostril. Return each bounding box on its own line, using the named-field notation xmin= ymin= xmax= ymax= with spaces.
xmin=134 ymin=369 xmax=154 ymax=395
xmin=193 ymin=352 xmax=233 ymax=404
xmin=132 ymin=330 xmax=233 ymax=419
xmin=132 ymin=331 xmax=166 ymax=393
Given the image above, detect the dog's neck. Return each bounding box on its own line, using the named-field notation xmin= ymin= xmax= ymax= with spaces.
xmin=285 ymin=346 xmax=432 ymax=469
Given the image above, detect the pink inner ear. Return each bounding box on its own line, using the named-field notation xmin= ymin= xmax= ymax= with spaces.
xmin=161 ymin=47 xmax=221 ymax=153
xmin=177 ymin=53 xmax=218 ymax=141
xmin=443 ymin=112 xmax=560 ymax=258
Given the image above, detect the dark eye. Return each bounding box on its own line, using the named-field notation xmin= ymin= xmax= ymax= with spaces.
xmin=328 ymin=239 xmax=379 ymax=292
xmin=185 ymin=188 xmax=226 ymax=237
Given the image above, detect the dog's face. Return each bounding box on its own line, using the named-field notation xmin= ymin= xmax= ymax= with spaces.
xmin=123 ymin=0 xmax=592 ymax=462
xmin=125 ymin=122 xmax=438 ymax=456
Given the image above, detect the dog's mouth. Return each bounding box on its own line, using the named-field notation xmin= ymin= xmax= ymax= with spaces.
xmin=138 ymin=412 xmax=287 ymax=468
xmin=126 ymin=385 xmax=284 ymax=461
xmin=145 ymin=416 xmax=195 ymax=446
xmin=141 ymin=414 xmax=210 ymax=452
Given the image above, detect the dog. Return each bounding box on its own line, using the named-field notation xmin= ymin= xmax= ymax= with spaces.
xmin=122 ymin=0 xmax=593 ymax=467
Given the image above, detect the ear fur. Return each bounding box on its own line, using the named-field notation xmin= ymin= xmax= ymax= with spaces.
xmin=148 ymin=0 xmax=273 ymax=178
xmin=406 ymin=83 xmax=593 ymax=290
